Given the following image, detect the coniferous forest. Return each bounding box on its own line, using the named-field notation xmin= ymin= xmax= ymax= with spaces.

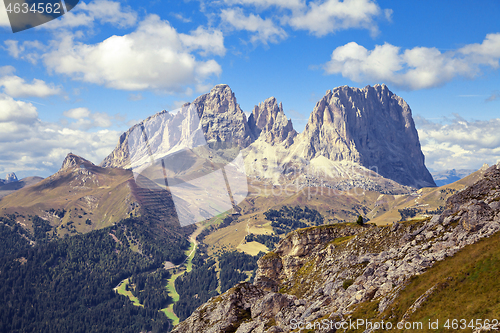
xmin=173 ymin=249 xmax=263 ymax=322
xmin=0 ymin=215 xmax=189 ymax=333
xmin=264 ymin=205 xmax=324 ymax=234
xmin=0 ymin=205 xmax=324 ymax=331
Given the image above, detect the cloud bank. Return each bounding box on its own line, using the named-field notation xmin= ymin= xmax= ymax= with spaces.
xmin=42 ymin=15 xmax=225 ymax=93
xmin=416 ymin=115 xmax=500 ymax=171
xmin=0 ymin=95 xmax=121 ymax=178
xmin=324 ymin=33 xmax=500 ymax=90
xmin=219 ymin=0 xmax=390 ymax=43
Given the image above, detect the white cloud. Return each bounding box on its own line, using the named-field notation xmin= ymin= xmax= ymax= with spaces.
xmin=3 ymin=40 xmax=46 ymax=64
xmin=459 ymin=33 xmax=500 ymax=68
xmin=64 ymin=107 xmax=91 ymax=119
xmin=0 ymin=74 xmax=61 ymax=98
xmin=41 ymin=0 xmax=137 ymax=29
xmin=173 ymin=13 xmax=192 ymax=23
xmin=416 ymin=115 xmax=500 ymax=171
xmin=90 ymin=112 xmax=114 ymax=128
xmin=4 ymin=40 xmax=27 ymax=58
xmin=0 ymin=97 xmax=122 ymax=177
xmin=288 ymin=0 xmax=385 ymax=37
xmin=128 ymin=93 xmax=143 ymax=101
xmin=79 ymin=0 xmax=137 ymax=28
xmin=42 ymin=14 xmax=224 ymax=93
xmin=219 ymin=0 xmax=388 ymax=41
xmin=221 ymin=8 xmax=287 ymax=44
xmin=0 ymin=94 xmax=39 ymax=124
xmin=179 ymin=26 xmax=226 ymax=56
xmin=324 ymin=33 xmax=500 ymax=90
xmin=41 ymin=11 xmax=94 ymax=30
xmin=0 ymin=66 xmax=15 ymax=76
xmin=63 ymin=107 xmax=119 ymax=130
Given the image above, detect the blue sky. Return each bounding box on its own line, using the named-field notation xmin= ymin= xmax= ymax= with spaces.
xmin=0 ymin=0 xmax=499 ymax=179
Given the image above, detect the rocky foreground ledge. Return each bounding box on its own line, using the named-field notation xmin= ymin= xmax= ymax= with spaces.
xmin=172 ymin=163 xmax=500 ymax=333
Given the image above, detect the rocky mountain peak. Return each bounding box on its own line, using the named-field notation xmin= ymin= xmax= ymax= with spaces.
xmin=191 ymin=83 xmax=254 ymax=149
xmin=101 ymin=83 xmax=434 ymax=189
xmin=298 ymin=84 xmax=435 ymax=188
xmin=5 ymin=172 xmax=18 ymax=183
xmin=101 ymin=84 xmax=255 ymax=168
xmin=60 ymin=153 xmax=95 ymax=172
xmin=248 ymin=96 xmax=297 ymax=146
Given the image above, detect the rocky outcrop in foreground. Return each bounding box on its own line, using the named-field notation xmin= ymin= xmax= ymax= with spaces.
xmin=172 ymin=163 xmax=500 ymax=333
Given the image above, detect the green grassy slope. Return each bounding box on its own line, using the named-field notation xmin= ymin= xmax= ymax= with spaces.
xmin=0 ymin=164 xmax=139 ymax=235
xmin=346 ymin=230 xmax=500 ymax=332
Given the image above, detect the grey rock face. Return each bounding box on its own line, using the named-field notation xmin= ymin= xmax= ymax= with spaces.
xmin=192 ymin=84 xmax=255 ymax=149
xmin=60 ymin=153 xmax=94 ymax=172
xmin=248 ymin=97 xmax=297 ymax=147
xmin=5 ymin=172 xmax=18 ymax=183
xmin=172 ymin=283 xmax=266 ymax=333
xmin=296 ymin=84 xmax=435 ymax=188
xmin=101 ymin=84 xmax=434 ymax=189
xmin=100 ymin=84 xmax=254 ymax=168
xmin=443 ymin=162 xmax=500 ymax=231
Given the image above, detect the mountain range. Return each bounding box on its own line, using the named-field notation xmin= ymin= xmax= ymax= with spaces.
xmin=0 ymin=83 xmax=444 ymax=238
xmin=0 ymin=83 xmax=497 ymax=333
xmin=0 ymin=172 xmax=43 ymax=199
xmin=432 ymin=168 xmax=477 ymax=187
xmin=0 ymin=154 xmax=139 ymax=235
xmin=102 ymin=84 xmax=435 ymax=193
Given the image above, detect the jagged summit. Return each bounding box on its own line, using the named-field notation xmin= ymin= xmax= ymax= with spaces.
xmin=248 ymin=97 xmax=297 ymax=147
xmin=192 ymin=83 xmax=255 ymax=149
xmin=101 ymin=83 xmax=434 ymax=189
xmin=100 ymin=84 xmax=254 ymax=169
xmin=294 ymin=84 xmax=435 ymax=187
xmin=60 ymin=153 xmax=95 ymax=172
xmin=5 ymin=172 xmax=18 ymax=183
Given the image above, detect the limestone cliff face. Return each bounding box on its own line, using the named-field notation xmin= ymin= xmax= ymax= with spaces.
xmin=192 ymin=84 xmax=255 ymax=149
xmin=295 ymin=84 xmax=434 ymax=188
xmin=101 ymin=84 xmax=434 ymax=189
xmin=441 ymin=163 xmax=500 ymax=232
xmin=5 ymin=172 xmax=18 ymax=183
xmin=60 ymin=153 xmax=95 ymax=172
xmin=100 ymin=84 xmax=254 ymax=168
xmin=172 ymin=163 xmax=500 ymax=333
xmin=248 ymin=97 xmax=297 ymax=147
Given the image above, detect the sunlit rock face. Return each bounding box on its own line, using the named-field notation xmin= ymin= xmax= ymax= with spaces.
xmin=101 ymin=84 xmax=435 ymax=189
xmin=295 ymin=84 xmax=435 ymax=188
